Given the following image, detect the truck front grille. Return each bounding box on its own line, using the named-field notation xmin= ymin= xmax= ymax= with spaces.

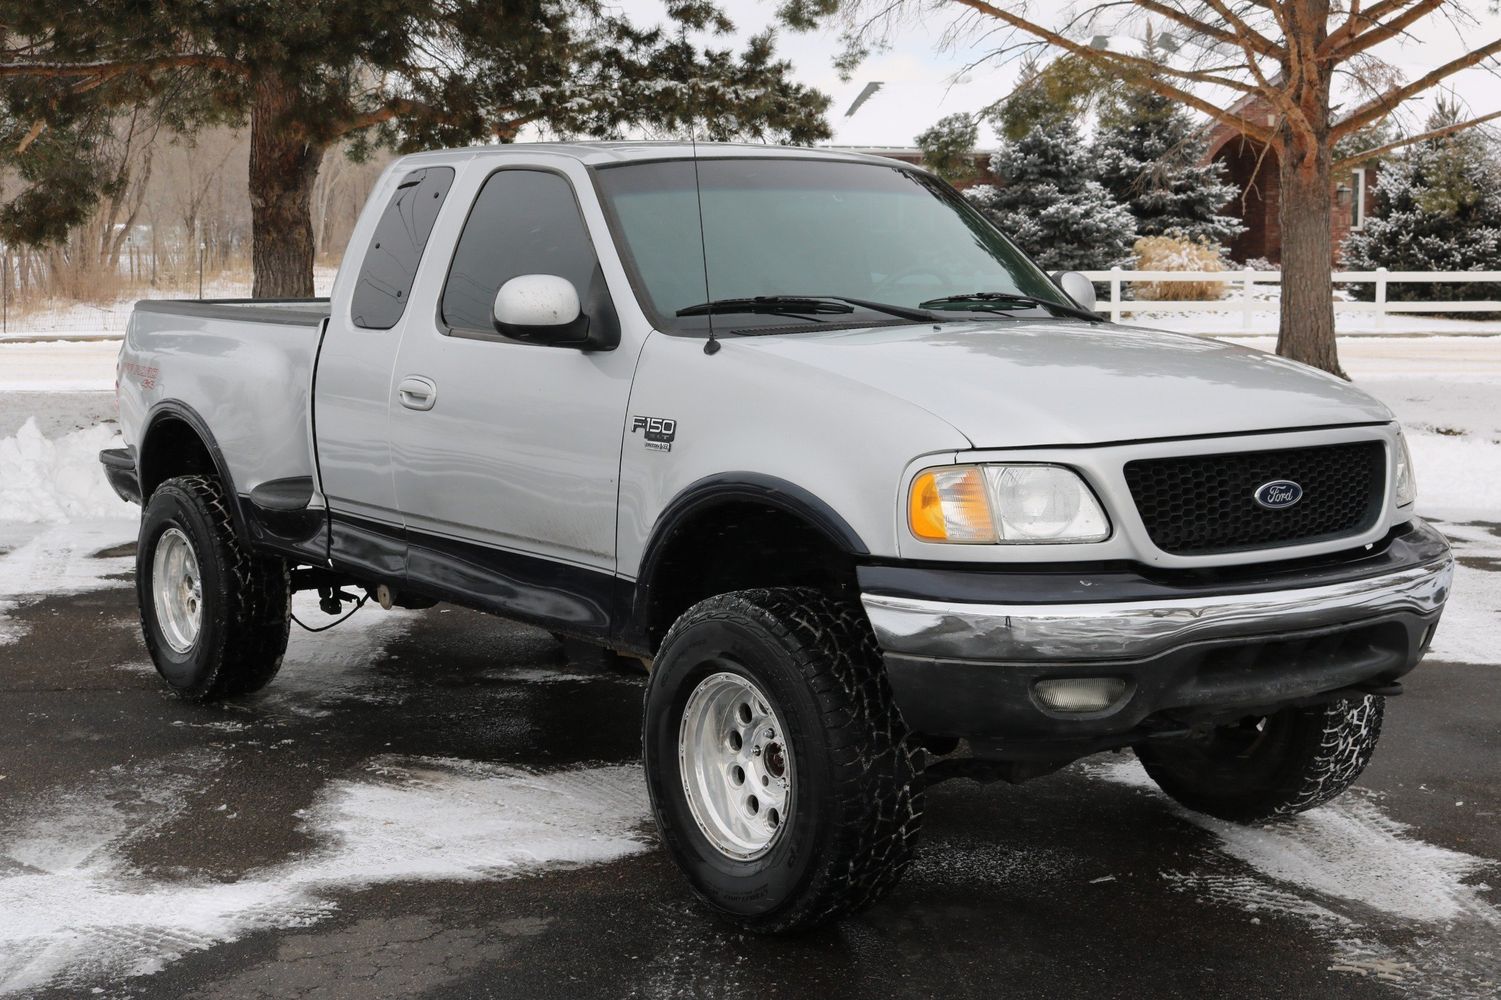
xmin=1124 ymin=441 xmax=1386 ymax=555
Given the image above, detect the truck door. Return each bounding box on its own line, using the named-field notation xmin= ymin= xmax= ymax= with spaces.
xmin=315 ymin=164 xmax=455 ymax=581
xmin=385 ymin=164 xmax=639 ymax=635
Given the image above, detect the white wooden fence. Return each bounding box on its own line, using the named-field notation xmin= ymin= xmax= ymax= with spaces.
xmin=1079 ymin=268 xmax=1501 ymax=329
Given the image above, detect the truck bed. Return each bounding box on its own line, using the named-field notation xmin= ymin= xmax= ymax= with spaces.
xmin=118 ymin=298 xmax=332 ymax=516
xmin=134 ymin=298 xmax=331 ymax=327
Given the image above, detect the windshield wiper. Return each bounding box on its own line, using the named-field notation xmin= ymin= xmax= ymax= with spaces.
xmin=676 ymin=296 xmax=854 ymax=318
xmin=919 ymin=291 xmax=1101 ymax=323
xmin=824 ymin=296 xmax=938 ymax=322
xmin=675 ymin=295 xmax=937 ymax=323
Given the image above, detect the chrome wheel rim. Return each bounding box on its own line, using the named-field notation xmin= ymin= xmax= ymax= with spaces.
xmin=678 ymin=670 xmax=794 ymax=861
xmin=152 ymin=527 xmax=202 ymax=654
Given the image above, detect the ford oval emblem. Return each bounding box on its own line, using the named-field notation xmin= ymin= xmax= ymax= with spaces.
xmin=1254 ymin=480 xmax=1304 ymax=509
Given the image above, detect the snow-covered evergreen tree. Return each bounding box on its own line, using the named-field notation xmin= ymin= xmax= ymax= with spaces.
xmin=1343 ymin=102 xmax=1501 ymax=303
xmin=966 ymin=88 xmax=1137 ymax=271
xmin=1091 ymin=85 xmax=1243 ymax=244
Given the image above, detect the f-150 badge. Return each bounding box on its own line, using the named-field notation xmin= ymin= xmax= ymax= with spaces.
xmin=631 ymin=415 xmax=677 ymax=452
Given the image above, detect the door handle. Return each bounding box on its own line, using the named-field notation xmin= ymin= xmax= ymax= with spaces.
xmin=398 ymin=375 xmax=438 ymax=411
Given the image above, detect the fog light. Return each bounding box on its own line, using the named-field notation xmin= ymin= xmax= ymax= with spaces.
xmin=1033 ymin=677 xmax=1128 ymax=714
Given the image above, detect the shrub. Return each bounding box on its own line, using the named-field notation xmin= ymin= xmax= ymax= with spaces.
xmin=1131 ymin=234 xmax=1228 ymax=301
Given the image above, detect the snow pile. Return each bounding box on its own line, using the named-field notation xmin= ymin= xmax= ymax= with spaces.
xmin=0 ymin=754 xmax=650 ymax=995
xmin=0 ymin=418 xmax=133 ymax=522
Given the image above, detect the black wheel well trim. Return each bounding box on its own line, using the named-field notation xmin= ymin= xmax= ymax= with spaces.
xmin=643 ymin=472 xmax=869 ymax=565
xmin=139 ymin=400 xmax=252 ymax=542
xmin=619 ymin=473 xmax=870 ymax=652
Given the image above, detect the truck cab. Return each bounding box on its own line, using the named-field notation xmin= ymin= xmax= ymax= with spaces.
xmin=105 ymin=143 xmax=1452 ymax=933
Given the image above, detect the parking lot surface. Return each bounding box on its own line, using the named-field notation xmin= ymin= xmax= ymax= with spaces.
xmin=2 ymin=545 xmax=1498 ymax=1000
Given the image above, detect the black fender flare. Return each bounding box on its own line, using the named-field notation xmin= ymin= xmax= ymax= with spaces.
xmin=619 ymin=473 xmax=870 ymax=651
xmin=138 ymin=400 xmax=252 ymax=542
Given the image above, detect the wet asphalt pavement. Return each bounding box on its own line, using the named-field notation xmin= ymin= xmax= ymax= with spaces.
xmin=1 ymin=540 xmax=1499 ymax=1000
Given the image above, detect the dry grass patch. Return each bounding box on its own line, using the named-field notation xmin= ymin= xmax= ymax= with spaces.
xmin=1132 ymin=235 xmax=1228 ymax=301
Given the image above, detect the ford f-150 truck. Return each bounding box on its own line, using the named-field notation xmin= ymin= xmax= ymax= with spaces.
xmin=103 ymin=143 xmax=1453 ymax=933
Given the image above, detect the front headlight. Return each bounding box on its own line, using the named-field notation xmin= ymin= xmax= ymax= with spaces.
xmin=908 ymin=464 xmax=1110 ymax=544
xmin=1395 ymin=432 xmax=1418 ymax=508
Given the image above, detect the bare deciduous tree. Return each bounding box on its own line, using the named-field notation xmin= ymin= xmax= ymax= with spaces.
xmin=791 ymin=0 xmax=1501 ymax=375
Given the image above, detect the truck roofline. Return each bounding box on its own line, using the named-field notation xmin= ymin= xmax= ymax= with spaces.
xmin=385 ymin=141 xmax=917 ymax=171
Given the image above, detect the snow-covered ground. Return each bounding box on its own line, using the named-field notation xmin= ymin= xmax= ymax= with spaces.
xmin=0 ymin=341 xmax=121 ymax=392
xmin=1123 ymin=311 xmax=1501 ymax=338
xmin=1114 ymin=276 xmax=1501 ymax=337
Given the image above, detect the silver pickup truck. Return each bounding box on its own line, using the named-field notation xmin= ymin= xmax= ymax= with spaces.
xmin=104 ymin=142 xmax=1453 ymax=933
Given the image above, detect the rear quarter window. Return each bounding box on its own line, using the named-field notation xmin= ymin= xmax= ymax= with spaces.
xmin=351 ymin=166 xmax=455 ymax=330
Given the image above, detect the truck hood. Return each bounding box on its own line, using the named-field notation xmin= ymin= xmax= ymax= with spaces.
xmin=735 ymin=320 xmax=1392 ymax=448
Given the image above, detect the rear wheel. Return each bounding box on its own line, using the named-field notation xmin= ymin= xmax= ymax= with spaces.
xmin=643 ymin=588 xmax=924 ymax=933
xmin=138 ymin=475 xmax=291 ymax=702
xmin=1135 ymin=696 xmax=1384 ymax=823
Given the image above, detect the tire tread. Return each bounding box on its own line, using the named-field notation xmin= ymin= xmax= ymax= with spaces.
xmin=652 ymin=587 xmax=924 ymax=932
xmin=140 ymin=475 xmax=291 ymax=701
xmin=1137 ymin=695 xmax=1384 ymax=823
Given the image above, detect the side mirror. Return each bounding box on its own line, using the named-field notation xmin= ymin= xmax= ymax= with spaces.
xmin=492 ymin=274 xmax=589 ymax=345
xmin=1051 ymin=271 xmax=1098 ymax=314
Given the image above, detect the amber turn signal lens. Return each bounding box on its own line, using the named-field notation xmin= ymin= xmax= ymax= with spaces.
xmin=908 ymin=466 xmax=996 ymax=543
xmin=909 ymin=472 xmax=946 ymax=540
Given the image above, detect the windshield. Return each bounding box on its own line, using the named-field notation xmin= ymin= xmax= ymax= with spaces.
xmin=592 ymin=157 xmax=1072 ymax=333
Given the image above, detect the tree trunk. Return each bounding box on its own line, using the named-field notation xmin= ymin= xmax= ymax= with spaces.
xmin=107 ymin=149 xmax=153 ymax=269
xmin=249 ymin=77 xmax=322 ymax=298
xmin=1274 ymin=132 xmax=1343 ymax=377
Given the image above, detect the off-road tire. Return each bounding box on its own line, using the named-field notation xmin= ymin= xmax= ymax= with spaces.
xmin=1135 ymin=696 xmax=1384 ymax=823
xmin=138 ymin=474 xmax=291 ymax=702
xmin=643 ymin=587 xmax=924 ymax=934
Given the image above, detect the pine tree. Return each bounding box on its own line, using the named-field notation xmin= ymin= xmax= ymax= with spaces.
xmin=0 ymin=2 xmax=831 ymax=296
xmin=1343 ymin=101 xmax=1501 ymax=303
xmin=915 ymin=114 xmax=980 ymax=184
xmin=965 ymin=88 xmax=1137 ymax=272
xmin=1091 ymin=85 xmax=1243 ymax=244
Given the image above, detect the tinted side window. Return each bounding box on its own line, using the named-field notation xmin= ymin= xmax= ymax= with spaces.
xmin=441 ymin=170 xmax=599 ymax=333
xmin=351 ymin=167 xmax=455 ymax=330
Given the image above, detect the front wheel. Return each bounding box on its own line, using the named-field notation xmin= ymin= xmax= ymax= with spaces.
xmin=138 ymin=475 xmax=291 ymax=702
xmin=1135 ymin=695 xmax=1384 ymax=823
xmin=643 ymin=588 xmax=924 ymax=933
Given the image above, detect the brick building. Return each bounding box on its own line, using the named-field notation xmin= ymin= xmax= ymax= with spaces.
xmin=1202 ymin=93 xmax=1376 ymax=264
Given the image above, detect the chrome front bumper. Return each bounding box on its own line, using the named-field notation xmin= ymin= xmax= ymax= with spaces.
xmin=861 ymin=555 xmax=1453 ymax=664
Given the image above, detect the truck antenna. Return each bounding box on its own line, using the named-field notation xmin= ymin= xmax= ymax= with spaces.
xmin=686 ymin=56 xmax=720 ymax=356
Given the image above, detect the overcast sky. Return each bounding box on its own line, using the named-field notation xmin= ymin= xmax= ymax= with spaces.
xmin=613 ymin=1 xmax=1501 ymax=148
